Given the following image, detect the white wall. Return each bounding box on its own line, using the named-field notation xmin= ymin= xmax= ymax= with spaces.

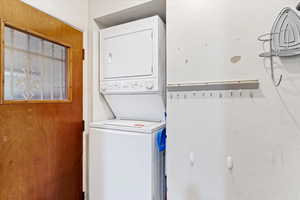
xmin=89 ymin=0 xmax=151 ymax=19
xmin=167 ymin=0 xmax=300 ymax=200
xmin=21 ymin=0 xmax=88 ymax=31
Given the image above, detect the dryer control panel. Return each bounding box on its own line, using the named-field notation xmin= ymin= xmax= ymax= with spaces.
xmin=101 ymin=78 xmax=159 ymax=94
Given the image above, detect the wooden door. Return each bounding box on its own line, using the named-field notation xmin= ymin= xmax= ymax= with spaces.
xmin=0 ymin=0 xmax=83 ymax=199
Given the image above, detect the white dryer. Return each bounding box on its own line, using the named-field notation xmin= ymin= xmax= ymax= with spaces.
xmin=89 ymin=120 xmax=166 ymax=200
xmin=99 ymin=15 xmax=166 ymax=122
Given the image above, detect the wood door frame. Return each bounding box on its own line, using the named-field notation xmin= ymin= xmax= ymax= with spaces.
xmin=0 ymin=20 xmax=74 ymax=104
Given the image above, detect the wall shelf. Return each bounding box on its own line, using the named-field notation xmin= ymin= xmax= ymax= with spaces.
xmin=167 ymin=80 xmax=260 ymax=92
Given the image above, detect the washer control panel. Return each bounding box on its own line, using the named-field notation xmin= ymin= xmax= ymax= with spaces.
xmin=101 ymin=78 xmax=159 ymax=94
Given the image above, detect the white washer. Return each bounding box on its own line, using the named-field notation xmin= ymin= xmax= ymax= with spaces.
xmin=89 ymin=120 xmax=165 ymax=200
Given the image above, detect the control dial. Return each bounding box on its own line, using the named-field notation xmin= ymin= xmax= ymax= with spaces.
xmin=145 ymin=81 xmax=154 ymax=90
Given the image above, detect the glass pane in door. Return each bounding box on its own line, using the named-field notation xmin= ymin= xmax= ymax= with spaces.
xmin=4 ymin=26 xmax=68 ymax=101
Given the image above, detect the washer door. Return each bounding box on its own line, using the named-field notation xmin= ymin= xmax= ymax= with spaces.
xmin=89 ymin=128 xmax=152 ymax=200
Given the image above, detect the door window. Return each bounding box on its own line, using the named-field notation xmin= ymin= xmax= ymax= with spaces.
xmin=1 ymin=24 xmax=71 ymax=102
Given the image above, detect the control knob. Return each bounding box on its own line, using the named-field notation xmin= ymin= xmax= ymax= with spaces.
xmin=145 ymin=81 xmax=154 ymax=90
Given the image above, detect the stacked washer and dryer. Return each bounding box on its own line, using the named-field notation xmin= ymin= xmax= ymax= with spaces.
xmin=89 ymin=16 xmax=166 ymax=200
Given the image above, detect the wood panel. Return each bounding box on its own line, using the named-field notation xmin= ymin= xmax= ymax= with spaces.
xmin=0 ymin=0 xmax=83 ymax=199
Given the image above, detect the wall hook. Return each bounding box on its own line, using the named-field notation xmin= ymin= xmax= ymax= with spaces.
xmin=250 ymin=91 xmax=254 ymax=98
xmin=258 ymin=32 xmax=283 ymax=87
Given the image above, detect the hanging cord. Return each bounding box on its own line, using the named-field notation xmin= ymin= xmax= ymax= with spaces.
xmin=274 ymin=86 xmax=300 ymax=133
xmin=261 ymin=45 xmax=300 ymax=133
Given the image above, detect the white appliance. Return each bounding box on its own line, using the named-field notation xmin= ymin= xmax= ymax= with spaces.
xmin=89 ymin=120 xmax=165 ymax=200
xmin=89 ymin=16 xmax=166 ymax=200
xmin=99 ymin=15 xmax=166 ymax=121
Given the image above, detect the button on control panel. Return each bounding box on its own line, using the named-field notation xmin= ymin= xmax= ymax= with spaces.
xmin=145 ymin=81 xmax=154 ymax=90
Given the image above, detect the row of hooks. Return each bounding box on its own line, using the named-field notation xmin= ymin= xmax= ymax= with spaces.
xmin=168 ymin=90 xmax=261 ymax=100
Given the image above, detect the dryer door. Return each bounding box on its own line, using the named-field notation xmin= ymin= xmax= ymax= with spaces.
xmin=102 ymin=29 xmax=154 ymax=79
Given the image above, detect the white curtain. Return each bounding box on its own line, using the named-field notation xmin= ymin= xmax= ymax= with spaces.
xmin=4 ymin=26 xmax=67 ymax=100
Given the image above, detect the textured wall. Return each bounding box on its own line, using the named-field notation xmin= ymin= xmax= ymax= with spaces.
xmin=167 ymin=0 xmax=300 ymax=200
